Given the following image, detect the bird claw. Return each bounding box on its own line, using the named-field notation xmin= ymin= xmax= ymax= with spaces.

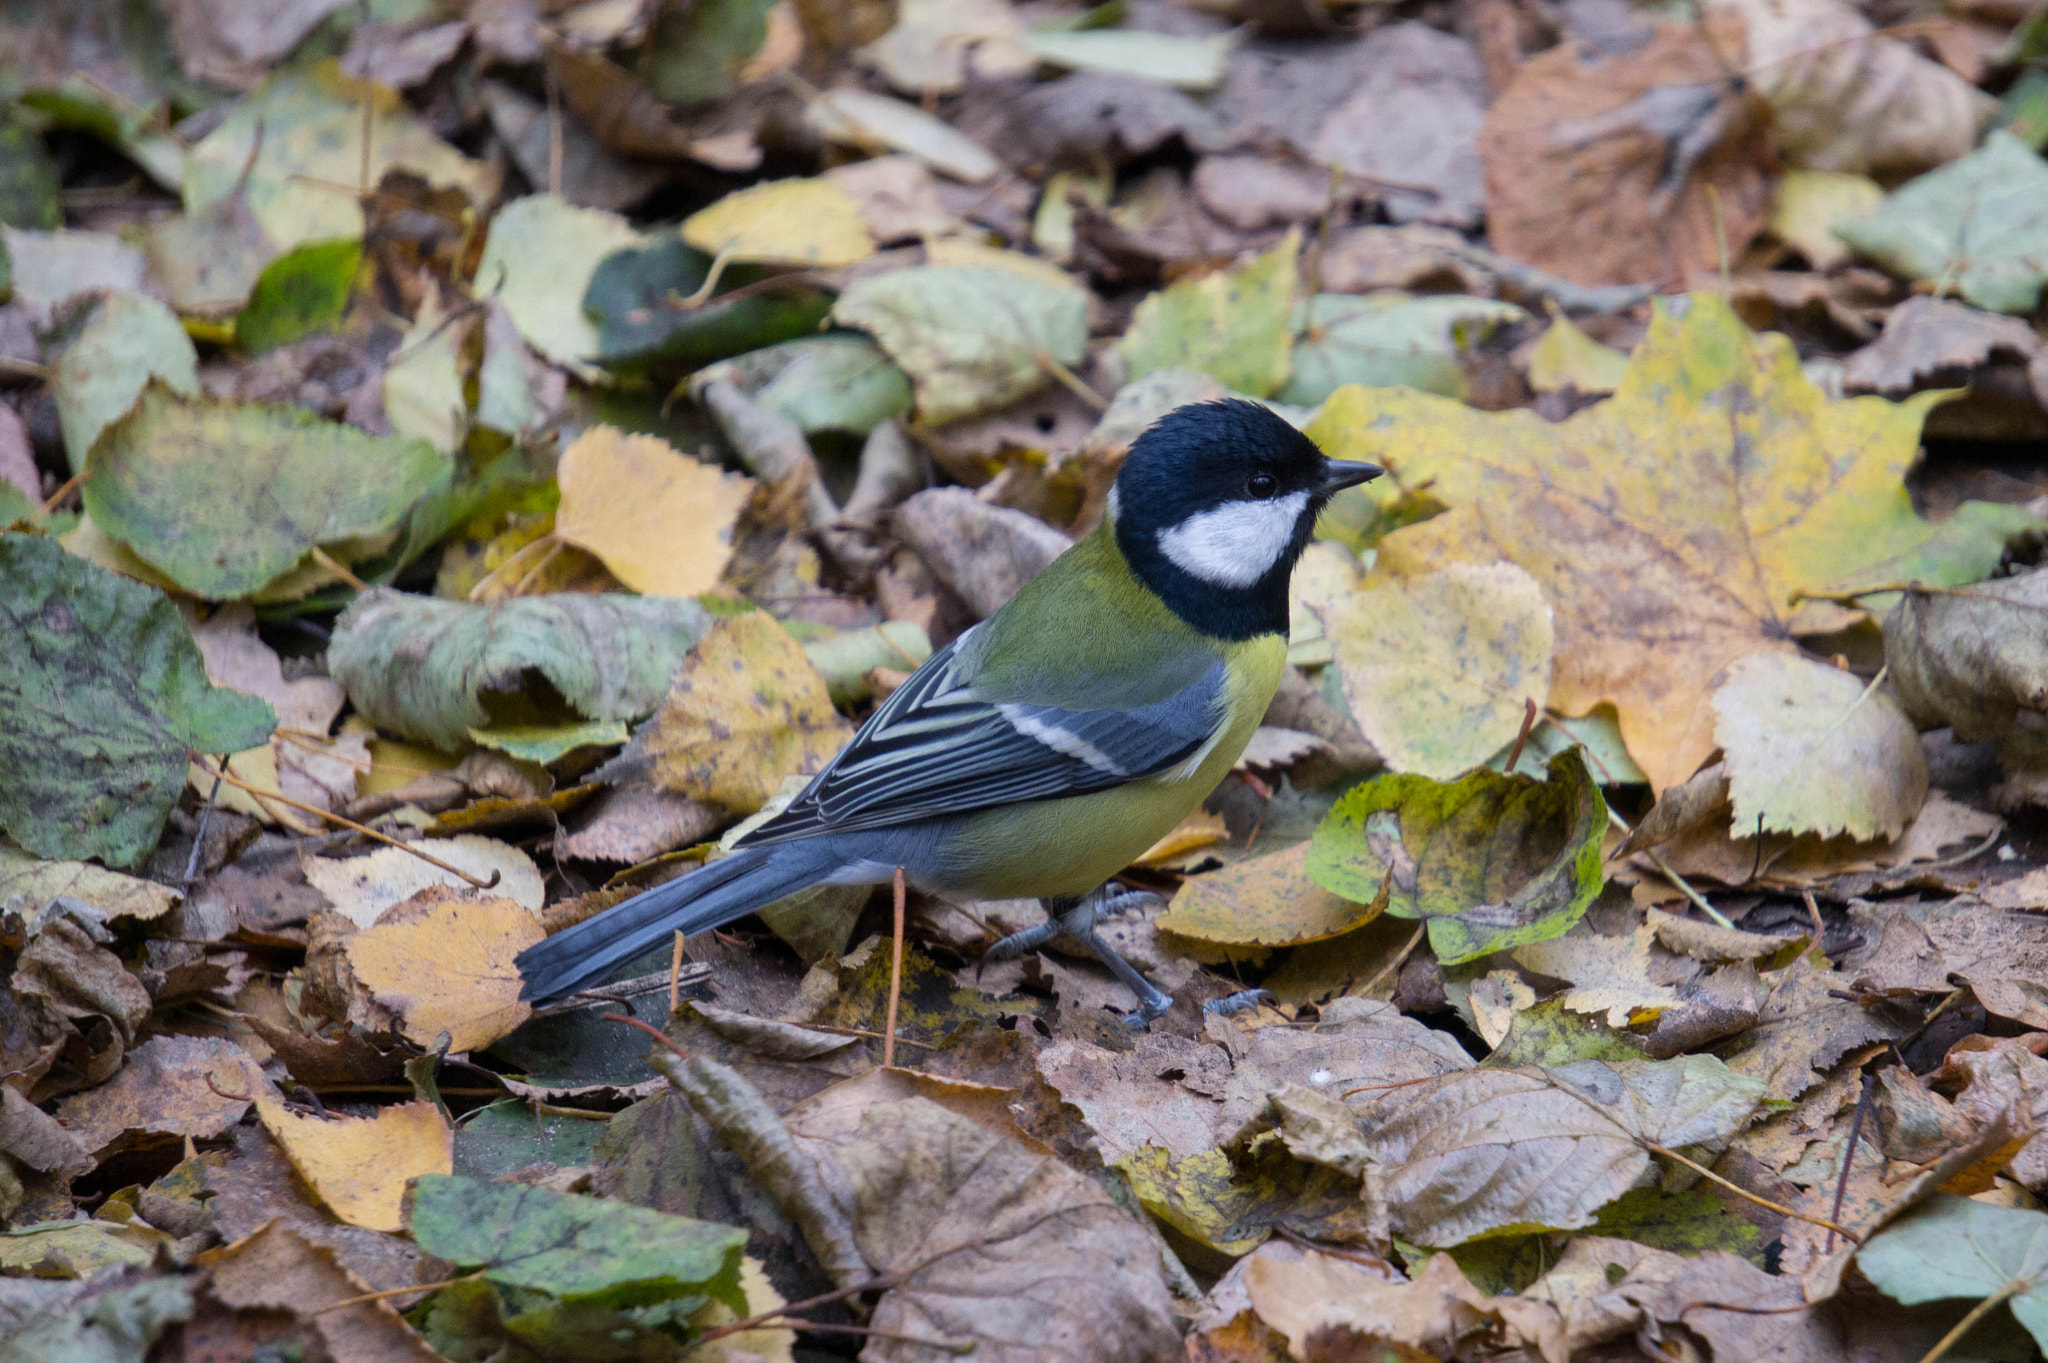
xmin=981 ymin=918 xmax=1061 ymax=965
xmin=1203 ymin=987 xmax=1274 ymax=1018
xmin=980 ymin=888 xmax=1177 ymax=1027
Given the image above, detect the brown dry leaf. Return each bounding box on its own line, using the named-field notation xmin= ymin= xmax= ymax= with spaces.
xmin=1307 ymin=23 xmax=1489 ymax=229
xmin=787 ymin=1095 xmax=1180 ymax=1362
xmin=1245 ymin=1248 xmax=1500 ymax=1359
xmin=55 ymin=1035 xmax=278 ymax=1160
xmin=1716 ymin=950 xmax=1914 ymax=1101
xmin=1355 ymin=1055 xmax=1765 ymax=1246
xmin=1847 ymin=895 xmax=2048 ymax=1029
xmin=557 ymin=781 xmax=722 ymax=863
xmin=1205 ymin=1000 xmax=1474 ymax=1134
xmin=202 ymin=1219 xmax=439 ymax=1362
xmin=0 ymin=1086 xmax=93 ymax=1180
xmin=11 ymin=916 xmax=154 ymax=1101
xmin=345 ymin=890 xmax=545 ymax=1052
xmin=1034 ymin=1033 xmax=1234 ymax=1161
xmin=0 ymin=846 xmax=180 ymax=922
xmin=1512 ymin=925 xmax=1682 ymax=1027
xmin=617 ymin=611 xmax=854 ymax=814
xmin=892 ymin=487 xmax=1073 ymax=619
xmin=1843 ymin=295 xmax=2039 ymax=394
xmin=1647 ymin=906 xmax=1805 ymax=962
xmin=1942 ymin=1036 xmax=2048 ymax=1187
xmin=1479 ymin=17 xmax=1772 ymax=289
xmin=552 ymin=425 xmax=756 ymax=599
xmin=301 ymin=834 xmax=545 ymax=928
xmin=161 ymin=0 xmax=353 ymax=89
xmin=255 ymin=1098 xmax=453 ymax=1233
xmin=1160 ymin=840 xmax=1382 ymax=948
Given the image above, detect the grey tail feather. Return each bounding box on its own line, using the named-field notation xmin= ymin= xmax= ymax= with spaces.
xmin=515 ymin=845 xmax=824 ymax=1004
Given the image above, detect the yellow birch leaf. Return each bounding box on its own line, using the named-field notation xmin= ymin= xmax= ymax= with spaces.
xmin=1525 ymin=304 xmax=1631 ymax=395
xmin=346 ymin=890 xmax=545 ymax=1052
xmin=255 ymin=1097 xmax=452 ymax=1232
xmin=1769 ymin=169 xmax=1883 ymax=270
xmin=1160 ymin=839 xmax=1381 ymax=947
xmin=303 ymin=834 xmax=545 ymax=927
xmin=624 ymin=611 xmax=854 ymax=813
xmin=552 ymin=425 xmax=755 ymax=598
xmin=682 ymin=176 xmax=875 ymax=267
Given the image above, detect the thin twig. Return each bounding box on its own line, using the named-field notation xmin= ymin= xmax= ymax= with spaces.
xmin=883 ymin=866 xmax=906 ymax=1069
xmin=529 ymin=965 xmax=713 ymax=1018
xmin=1036 ymin=352 xmax=1108 ymax=411
xmin=1644 ymin=1143 xmax=1859 ymax=1242
xmin=1503 ymin=697 xmax=1539 ymax=773
xmin=694 ymin=1275 xmax=895 ymax=1344
xmin=193 ymin=755 xmax=502 ymax=890
xmin=1916 ymin=1278 xmax=2030 ymax=1363
xmin=1827 ymin=1072 xmax=1875 ymax=1253
xmin=314 ymin=1270 xmax=487 ymax=1315
xmin=1645 ymin=847 xmax=1737 ymax=930
xmin=801 ymin=1022 xmax=936 ymax=1051
xmin=1354 ymin=923 xmax=1425 ymax=1002
xmin=1803 ymin=890 xmax=1827 ymax=948
xmin=602 ymin=1011 xmax=688 ymax=1060
xmin=669 ymin=930 xmax=687 ymax=1012
xmin=30 ymin=469 xmax=87 ymax=520
xmin=671 ymin=243 xmax=738 ymax=308
xmin=182 ymin=769 xmax=224 ymax=884
xmin=307 ymin=544 xmax=368 ymax=591
xmin=544 ymin=60 xmax=563 ymax=197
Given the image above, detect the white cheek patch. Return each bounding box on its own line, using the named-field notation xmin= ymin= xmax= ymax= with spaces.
xmin=1156 ymin=491 xmax=1310 ymax=588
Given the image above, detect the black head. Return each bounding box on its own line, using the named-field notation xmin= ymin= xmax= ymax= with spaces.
xmin=1112 ymin=399 xmax=1381 ymax=640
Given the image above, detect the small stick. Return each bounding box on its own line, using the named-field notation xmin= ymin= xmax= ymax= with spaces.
xmin=603 ymin=1011 xmax=688 ymax=1060
xmin=1915 ymin=1278 xmax=2031 ymax=1363
xmin=1502 ymin=698 xmax=1539 ymax=773
xmin=1827 ymin=1072 xmax=1875 ymax=1253
xmin=1645 ymin=847 xmax=1737 ymax=930
xmin=802 ymin=1023 xmax=936 ymax=1051
xmin=1644 ymin=1142 xmax=1860 ymax=1242
xmin=529 ymin=965 xmax=713 ymax=1018
xmin=1353 ymin=923 xmax=1425 ymax=1002
xmin=671 ymin=243 xmax=738 ymax=308
xmin=313 ymin=1270 xmax=487 ymax=1315
xmin=1036 ymin=353 xmax=1108 ymax=411
xmin=1803 ymin=890 xmax=1827 ymax=949
xmin=307 ymin=544 xmax=368 ymax=591
xmin=669 ymin=930 xmax=687 ymax=1012
xmin=181 ymin=768 xmax=225 ymax=884
xmin=29 ymin=469 xmax=88 ymax=520
xmin=883 ymin=866 xmax=906 ymax=1069
xmin=193 ymin=755 xmax=501 ymax=890
xmin=695 ymin=1274 xmax=896 ymax=1345
xmin=544 ymin=60 xmax=563 ymax=197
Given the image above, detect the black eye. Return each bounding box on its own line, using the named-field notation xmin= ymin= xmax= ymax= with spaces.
xmin=1246 ymin=473 xmax=1278 ymax=499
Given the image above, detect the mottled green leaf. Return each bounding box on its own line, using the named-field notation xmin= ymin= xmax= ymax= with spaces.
xmin=52 ymin=291 xmax=199 ymax=474
xmin=233 ymin=238 xmax=361 ymax=354
xmin=1119 ymin=235 xmax=1298 ymax=397
xmin=585 ymin=235 xmax=833 ymax=375
xmin=695 ymin=334 xmax=912 ymax=435
xmin=1277 ymin=293 xmax=1526 ymax=406
xmin=328 ymin=587 xmax=711 ymax=751
xmin=0 ymin=534 xmax=275 ymax=866
xmin=408 ymin=1173 xmax=748 ymax=1310
xmin=81 ymin=386 xmax=446 ymax=599
xmin=1307 ymin=750 xmax=1606 ymax=964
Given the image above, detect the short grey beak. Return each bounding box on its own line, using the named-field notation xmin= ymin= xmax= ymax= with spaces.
xmin=1318 ymin=459 xmax=1383 ymax=494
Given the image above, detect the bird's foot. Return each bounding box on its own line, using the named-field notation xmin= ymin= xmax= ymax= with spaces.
xmin=1056 ymin=891 xmax=1174 ymax=1028
xmin=1203 ymin=988 xmax=1275 ymax=1018
xmin=981 ymin=917 xmax=1061 ymax=966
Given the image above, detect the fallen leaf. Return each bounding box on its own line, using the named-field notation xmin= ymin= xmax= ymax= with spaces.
xmin=1844 ymin=295 xmax=2040 ymax=396
xmin=1525 ymin=306 xmax=1631 ymax=396
xmin=50 ymin=291 xmax=198 ymax=474
xmin=0 ymin=225 xmax=148 ymax=318
xmin=1312 ymin=294 xmax=2001 ymax=792
xmin=0 ymin=846 xmax=180 ymax=921
xmin=1357 ymin=1055 xmax=1766 ymax=1246
xmin=145 ymin=178 xmax=276 ymax=318
xmin=1279 ymin=293 xmax=1526 ymax=407
xmin=1513 ymin=924 xmax=1684 ymax=1028
xmin=1118 ymin=234 xmax=1298 ymax=398
xmin=613 ymin=611 xmax=853 ymax=814
xmin=183 ymin=64 xmax=494 ymax=259
xmin=1245 ymin=1247 xmax=1497 ymax=1360
xmin=1159 ymin=839 xmax=1378 ymax=948
xmin=1479 ymin=18 xmax=1772 ymax=289
xmin=0 ymin=1274 xmax=192 ymax=1360
xmin=695 ymin=335 xmax=912 ymax=435
xmin=790 ymin=1095 xmax=1181 ymax=1362
xmin=584 ymin=235 xmax=835 ymax=374
xmin=681 ymin=175 xmax=875 ymax=267
xmin=1716 ymin=950 xmax=1913 ymax=1101
xmin=202 ymin=1218 xmax=439 ymax=1362
xmin=1770 ymin=169 xmax=1885 ymax=270
xmin=832 ymin=264 xmax=1088 ymax=425
xmin=303 ymin=835 xmax=544 ymax=927
xmin=854 ymin=0 xmax=1034 ymax=94
xmin=346 ymin=890 xmax=544 ymax=1051
xmin=1711 ymin=651 xmax=1927 ymax=840
xmin=0 ymin=536 xmax=275 ymax=866
xmin=1306 ymin=22 xmax=1490 ymax=229
xmin=1308 ymin=751 xmax=1606 ymax=965
xmin=0 ymin=1218 xmax=174 ymax=1278
xmin=381 ymin=283 xmax=468 ymax=456
xmin=1309 ymin=561 xmax=1553 ymax=781
xmin=81 ymin=385 xmax=446 ymax=600
xmin=256 ymin=1098 xmax=453 ymax=1233
xmin=551 ymin=426 xmax=755 ymax=598
xmin=54 ymin=1035 xmax=276 ymax=1160
xmin=810 ymin=88 xmax=1003 ymax=185
xmin=1857 ymin=1194 xmax=2048 ymax=1354
xmin=1942 ymin=1036 xmax=2048 ymax=1186
xmin=408 ymin=1172 xmax=748 ymax=1308
xmin=826 ymin=153 xmax=956 ymax=243
xmin=327 ymin=587 xmax=712 ymax=751
xmin=1025 ymin=28 xmax=1232 ymax=92
xmin=161 ymin=0 xmax=353 ymax=89
xmin=476 ymin=193 xmax=645 ymax=376
xmin=1850 ymin=895 xmax=2048 ymax=1030
xmin=891 ymin=486 xmax=1072 ymax=618
xmin=233 ymin=238 xmax=362 ymax=355
xmin=1835 ymin=132 xmax=2048 ymax=314
xmin=1714 ymin=0 xmax=1993 ymax=175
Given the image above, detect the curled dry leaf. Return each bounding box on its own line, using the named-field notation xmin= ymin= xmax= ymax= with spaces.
xmin=55 ymin=1035 xmax=277 ymax=1160
xmin=551 ymin=425 xmax=755 ymax=598
xmin=1355 ymin=1055 xmax=1766 ymax=1246
xmin=346 ymin=890 xmax=545 ymax=1052
xmin=610 ymin=611 xmax=853 ymax=815
xmin=201 ymin=1218 xmax=439 ymax=1363
xmin=1309 ymin=561 xmax=1554 ymax=782
xmin=1710 ymin=650 xmax=1928 ymax=841
xmin=303 ymin=835 xmax=544 ymax=928
xmin=1843 ymin=295 xmax=2040 ymax=394
xmin=255 ymin=1097 xmax=453 ymax=1233
xmin=891 ymin=486 xmax=1072 ymax=619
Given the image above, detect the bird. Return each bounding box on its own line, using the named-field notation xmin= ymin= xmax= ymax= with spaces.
xmin=516 ymin=399 xmax=1381 ymax=1023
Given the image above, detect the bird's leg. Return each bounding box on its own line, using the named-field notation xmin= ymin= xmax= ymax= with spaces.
xmin=1058 ymin=886 xmax=1174 ymax=1027
xmin=981 ymin=914 xmax=1063 ymax=964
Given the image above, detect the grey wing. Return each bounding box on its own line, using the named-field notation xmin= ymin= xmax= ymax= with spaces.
xmin=733 ymin=636 xmax=1226 ymax=846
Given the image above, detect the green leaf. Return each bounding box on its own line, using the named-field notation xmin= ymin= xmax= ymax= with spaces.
xmin=468 ymin=720 xmax=630 ymax=765
xmin=52 ymin=290 xmax=200 ymax=474
xmin=0 ymin=534 xmax=275 ymax=867
xmin=1276 ymin=293 xmax=1526 ymax=406
xmin=1118 ymin=235 xmax=1298 ymax=397
xmin=81 ymin=385 xmax=447 ymax=599
xmin=478 ymin=194 xmax=644 ymax=377
xmin=1306 ymin=750 xmax=1606 ymax=964
xmin=233 ymin=238 xmax=361 ymax=354
xmin=408 ymin=1173 xmax=749 ymax=1310
xmin=453 ymin=1099 xmax=610 ymax=1178
xmin=585 ymin=236 xmax=834 ymax=376
xmin=832 ymin=264 xmax=1088 ymax=425
xmin=0 ymin=103 xmax=61 ymax=231
xmin=1858 ymin=1194 xmax=2048 ymax=1353
xmin=328 ymin=587 xmax=711 ymax=751
xmin=1834 ymin=132 xmax=2048 ymax=314
xmin=0 ymin=482 xmax=30 ymax=525
xmin=0 ymin=1272 xmax=193 ymax=1363
xmin=641 ymin=0 xmax=779 ymax=105
xmin=694 ymin=334 xmax=912 ymax=435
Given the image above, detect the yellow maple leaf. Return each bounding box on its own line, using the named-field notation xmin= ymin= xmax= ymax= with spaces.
xmin=552 ymin=425 xmax=755 ymax=598
xmin=1308 ymin=293 xmax=1948 ymax=791
xmin=255 ymin=1098 xmax=452 ymax=1232
xmin=626 ymin=611 xmax=854 ymax=813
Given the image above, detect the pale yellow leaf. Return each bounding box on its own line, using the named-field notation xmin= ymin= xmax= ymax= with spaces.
xmin=551 ymin=425 xmax=754 ymax=598
xmin=682 ymin=176 xmax=875 ymax=268
xmin=255 ymin=1097 xmax=452 ymax=1232
xmin=302 ymin=834 xmax=545 ymax=928
xmin=346 ymin=891 xmax=544 ymax=1052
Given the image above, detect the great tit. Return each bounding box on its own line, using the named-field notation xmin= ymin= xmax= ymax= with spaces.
xmin=517 ymin=399 xmax=1381 ymax=1022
